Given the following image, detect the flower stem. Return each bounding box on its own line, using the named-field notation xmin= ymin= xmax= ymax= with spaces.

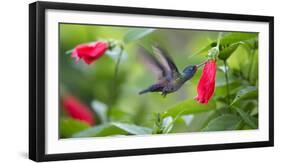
xmin=215 ymin=32 xmax=230 ymax=105
xmin=110 ymin=46 xmax=123 ymax=106
xmin=113 ymin=47 xmax=123 ymax=80
xmin=208 ymin=32 xmax=223 ymax=59
xmin=216 ymin=32 xmax=223 ymax=49
xmin=65 ymin=49 xmax=73 ymax=55
xmin=223 ymin=60 xmax=230 ymax=105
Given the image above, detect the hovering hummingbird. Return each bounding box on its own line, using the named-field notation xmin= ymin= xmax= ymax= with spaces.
xmin=138 ymin=45 xmax=204 ymax=97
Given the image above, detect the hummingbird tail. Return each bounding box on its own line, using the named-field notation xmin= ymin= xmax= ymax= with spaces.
xmin=139 ymin=89 xmax=151 ymax=95
xmin=139 ymin=84 xmax=163 ymax=95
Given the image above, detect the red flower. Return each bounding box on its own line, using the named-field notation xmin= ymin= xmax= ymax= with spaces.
xmin=72 ymin=41 xmax=108 ymax=65
xmin=194 ymin=60 xmax=216 ymax=104
xmin=62 ymin=96 xmax=95 ymax=125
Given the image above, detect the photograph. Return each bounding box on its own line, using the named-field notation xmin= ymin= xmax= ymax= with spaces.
xmin=28 ymin=2 xmax=274 ymax=161
xmin=59 ymin=23 xmax=259 ymax=139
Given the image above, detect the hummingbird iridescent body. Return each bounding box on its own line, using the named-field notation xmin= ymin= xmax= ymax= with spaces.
xmin=138 ymin=45 xmax=199 ymax=97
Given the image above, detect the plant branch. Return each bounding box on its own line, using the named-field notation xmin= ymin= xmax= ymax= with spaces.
xmin=208 ymin=32 xmax=223 ymax=59
xmin=216 ymin=32 xmax=223 ymax=49
xmin=113 ymin=46 xmax=123 ymax=80
xmin=109 ymin=46 xmax=124 ymax=106
xmin=216 ymin=32 xmax=230 ymax=105
xmin=223 ymin=60 xmax=230 ymax=105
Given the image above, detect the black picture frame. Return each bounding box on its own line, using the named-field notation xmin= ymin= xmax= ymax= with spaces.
xmin=29 ymin=1 xmax=274 ymax=162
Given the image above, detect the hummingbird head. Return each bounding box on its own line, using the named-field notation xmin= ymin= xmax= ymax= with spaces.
xmin=182 ymin=65 xmax=197 ymax=80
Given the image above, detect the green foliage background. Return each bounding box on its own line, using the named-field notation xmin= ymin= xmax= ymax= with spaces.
xmin=59 ymin=23 xmax=259 ymax=138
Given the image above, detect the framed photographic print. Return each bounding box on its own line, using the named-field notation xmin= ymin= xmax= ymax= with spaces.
xmin=29 ymin=1 xmax=274 ymax=162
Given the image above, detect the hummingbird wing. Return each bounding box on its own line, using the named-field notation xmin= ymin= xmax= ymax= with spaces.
xmin=137 ymin=46 xmax=167 ymax=79
xmin=152 ymin=45 xmax=180 ymax=79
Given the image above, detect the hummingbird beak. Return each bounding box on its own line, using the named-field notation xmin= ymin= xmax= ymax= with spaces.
xmin=197 ymin=60 xmax=208 ymax=68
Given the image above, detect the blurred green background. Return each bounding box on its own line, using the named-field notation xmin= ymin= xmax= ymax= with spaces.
xmin=59 ymin=23 xmax=259 ymax=138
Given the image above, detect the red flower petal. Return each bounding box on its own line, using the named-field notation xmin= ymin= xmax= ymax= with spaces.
xmin=194 ymin=60 xmax=216 ymax=104
xmin=63 ymin=96 xmax=95 ymax=125
xmin=71 ymin=41 xmax=108 ymax=65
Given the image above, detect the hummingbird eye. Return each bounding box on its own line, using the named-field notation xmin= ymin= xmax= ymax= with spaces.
xmin=183 ymin=65 xmax=197 ymax=74
xmin=190 ymin=66 xmax=196 ymax=71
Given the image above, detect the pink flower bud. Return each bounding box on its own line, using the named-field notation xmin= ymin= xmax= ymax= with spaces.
xmin=194 ymin=60 xmax=216 ymax=104
xmin=71 ymin=41 xmax=108 ymax=65
xmin=63 ymin=96 xmax=95 ymax=125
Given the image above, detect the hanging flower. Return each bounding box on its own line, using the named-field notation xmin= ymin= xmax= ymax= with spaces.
xmin=71 ymin=41 xmax=108 ymax=65
xmin=194 ymin=59 xmax=216 ymax=104
xmin=62 ymin=96 xmax=95 ymax=125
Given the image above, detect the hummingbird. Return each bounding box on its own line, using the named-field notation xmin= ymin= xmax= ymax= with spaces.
xmin=138 ymin=45 xmax=204 ymax=97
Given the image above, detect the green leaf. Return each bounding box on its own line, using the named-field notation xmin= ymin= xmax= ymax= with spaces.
xmin=106 ymin=47 xmax=128 ymax=61
xmin=220 ymin=32 xmax=257 ymax=45
xmin=218 ymin=43 xmax=239 ymax=60
xmin=249 ymin=50 xmax=258 ymax=84
xmin=72 ymin=122 xmax=152 ymax=137
xmin=195 ymin=32 xmax=257 ymax=59
xmin=215 ymin=84 xmax=241 ymax=97
xmin=186 ymin=111 xmax=219 ymax=132
xmin=108 ymin=108 xmax=134 ymax=123
xmin=163 ymin=99 xmax=216 ymax=118
xmin=161 ymin=110 xmax=188 ymax=134
xmin=162 ymin=116 xmax=174 ymax=134
xmin=73 ymin=124 xmax=125 ymax=137
xmin=112 ymin=122 xmax=152 ymax=135
xmin=193 ymin=42 xmax=215 ymax=55
xmin=234 ymin=107 xmax=258 ymax=129
xmin=217 ymin=32 xmax=257 ymax=60
xmin=60 ymin=118 xmax=91 ymax=138
xmin=239 ymin=39 xmax=258 ymax=53
xmin=250 ymin=106 xmax=258 ymax=116
xmin=202 ymin=114 xmax=242 ymax=131
xmin=231 ymin=86 xmax=258 ymax=105
xmin=91 ymin=100 xmax=108 ymax=123
xmin=226 ymin=46 xmax=250 ymax=74
xmin=170 ymin=117 xmax=189 ymax=133
xmin=123 ymin=28 xmax=155 ymax=44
